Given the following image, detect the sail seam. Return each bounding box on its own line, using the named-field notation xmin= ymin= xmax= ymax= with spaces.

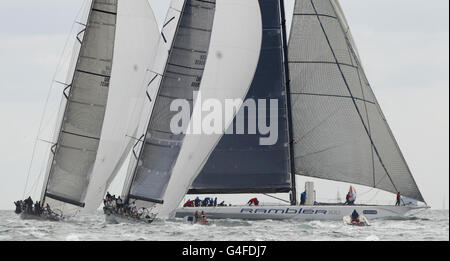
xmin=310 ymin=0 xmax=399 ymax=192
xmin=42 ymin=0 xmax=118 ymax=207
xmin=62 ymin=130 xmax=100 ymax=141
xmin=293 ymin=13 xmax=337 ymax=20
xmin=91 ymin=8 xmax=117 ymax=16
xmin=76 ymin=69 xmax=111 ymax=78
xmin=290 ymin=92 xmax=376 ymax=104
xmin=289 ymin=60 xmax=358 ymax=69
xmin=172 ymin=46 xmax=208 ymax=54
xmin=59 ymin=144 xmax=97 ymax=153
xmin=69 ymin=99 xmax=106 ymax=108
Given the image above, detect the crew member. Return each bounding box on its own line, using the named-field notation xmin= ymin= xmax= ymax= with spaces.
xmin=300 ymin=191 xmax=306 ymax=205
xmin=247 ymin=198 xmax=259 ymax=206
xmin=351 ymin=209 xmax=360 ymax=223
xmin=395 ymin=192 xmax=402 ymax=206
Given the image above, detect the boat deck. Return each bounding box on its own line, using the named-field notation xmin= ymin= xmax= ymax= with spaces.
xmin=175 ymin=204 xmax=427 ymax=221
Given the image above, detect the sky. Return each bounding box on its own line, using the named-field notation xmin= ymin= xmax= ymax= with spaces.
xmin=0 ymin=0 xmax=448 ymax=210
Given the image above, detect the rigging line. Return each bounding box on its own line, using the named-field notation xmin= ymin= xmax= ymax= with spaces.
xmin=310 ymin=0 xmax=399 ymax=193
xmin=330 ymin=1 xmax=421 ymax=200
xmin=22 ymin=0 xmax=89 ymax=199
xmin=263 ymin=193 xmax=291 ymax=204
xmin=342 ymin=27 xmax=423 ymax=200
xmin=333 ymin=3 xmax=422 ymax=202
xmin=30 ymin=152 xmax=48 ymax=198
xmin=331 ymin=1 xmax=376 ymax=188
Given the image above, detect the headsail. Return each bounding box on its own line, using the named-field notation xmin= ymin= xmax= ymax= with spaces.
xmin=83 ymin=0 xmax=160 ymax=212
xmin=287 ymin=0 xmax=424 ymax=202
xmin=157 ymin=0 xmax=263 ymax=217
xmin=189 ymin=0 xmax=291 ymax=195
xmin=41 ymin=0 xmax=118 ymax=212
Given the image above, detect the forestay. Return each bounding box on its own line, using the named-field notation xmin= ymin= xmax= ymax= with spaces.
xmin=43 ymin=0 xmax=119 ymax=209
xmin=288 ymin=0 xmax=424 ymax=202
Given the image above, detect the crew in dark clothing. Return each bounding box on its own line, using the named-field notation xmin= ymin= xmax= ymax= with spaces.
xmin=34 ymin=202 xmax=41 ymax=215
xmin=194 ymin=211 xmax=199 ymax=223
xmin=46 ymin=204 xmax=52 ymax=215
xmin=25 ymin=197 xmax=33 ymax=214
xmin=395 ymin=192 xmax=402 ymax=206
xmin=194 ymin=197 xmax=201 ymax=207
xmin=14 ymin=201 xmax=22 ymax=214
xmin=351 ymin=210 xmax=360 ymax=223
xmin=213 ymin=197 xmax=217 ymax=207
xmin=300 ymin=191 xmax=306 ymax=205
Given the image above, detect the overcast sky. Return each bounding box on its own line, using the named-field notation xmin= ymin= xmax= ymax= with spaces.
xmin=0 ymin=0 xmax=448 ymax=210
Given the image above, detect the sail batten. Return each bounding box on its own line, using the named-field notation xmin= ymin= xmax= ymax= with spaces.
xmin=127 ymin=0 xmax=217 ymax=204
xmin=42 ymin=0 xmax=118 ymax=208
xmin=82 ymin=0 xmax=161 ymax=212
xmin=288 ymin=0 xmax=424 ymax=202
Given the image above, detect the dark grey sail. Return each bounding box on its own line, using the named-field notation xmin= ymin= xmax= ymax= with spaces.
xmin=189 ymin=0 xmax=292 ymax=195
xmin=43 ymin=0 xmax=118 ymax=207
xmin=287 ymin=0 xmax=424 ymax=202
xmin=127 ymin=0 xmax=217 ymax=204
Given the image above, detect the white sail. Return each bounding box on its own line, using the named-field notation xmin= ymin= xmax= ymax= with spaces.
xmin=120 ymin=0 xmax=185 ymax=205
xmin=156 ymin=0 xmax=263 ymax=218
xmin=83 ymin=0 xmax=160 ymax=212
xmin=40 ymin=0 xmax=120 ymax=214
xmin=288 ymin=0 xmax=424 ymax=202
xmin=39 ymin=2 xmax=92 ymax=215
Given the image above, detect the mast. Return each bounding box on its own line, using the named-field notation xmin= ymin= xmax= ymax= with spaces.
xmin=280 ymin=0 xmax=297 ymax=206
xmin=124 ymin=0 xmax=187 ymax=205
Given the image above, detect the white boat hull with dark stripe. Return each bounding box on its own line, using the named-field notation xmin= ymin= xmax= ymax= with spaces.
xmin=175 ymin=205 xmax=427 ymax=221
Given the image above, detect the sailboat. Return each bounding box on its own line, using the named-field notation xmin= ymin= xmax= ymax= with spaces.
xmin=18 ymin=0 xmax=159 ymax=220
xmin=106 ymin=0 xmax=263 ymax=222
xmin=174 ymin=0 xmax=429 ymax=221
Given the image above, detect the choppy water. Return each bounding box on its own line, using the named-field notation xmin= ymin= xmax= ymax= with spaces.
xmin=0 ymin=210 xmax=448 ymax=241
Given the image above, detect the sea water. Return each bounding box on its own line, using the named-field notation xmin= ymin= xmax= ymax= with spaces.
xmin=0 ymin=209 xmax=448 ymax=241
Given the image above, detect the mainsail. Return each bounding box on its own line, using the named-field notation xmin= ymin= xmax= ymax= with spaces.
xmin=124 ymin=0 xmax=218 ymax=205
xmin=287 ymin=0 xmax=424 ymax=202
xmin=83 ymin=0 xmax=160 ymax=212
xmin=40 ymin=0 xmax=119 ymax=212
xmin=189 ymin=0 xmax=291 ymax=195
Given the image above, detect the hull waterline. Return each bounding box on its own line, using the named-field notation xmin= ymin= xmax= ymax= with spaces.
xmin=175 ymin=205 xmax=428 ymax=221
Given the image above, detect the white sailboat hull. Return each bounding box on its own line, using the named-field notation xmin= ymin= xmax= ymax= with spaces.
xmin=175 ymin=205 xmax=427 ymax=221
